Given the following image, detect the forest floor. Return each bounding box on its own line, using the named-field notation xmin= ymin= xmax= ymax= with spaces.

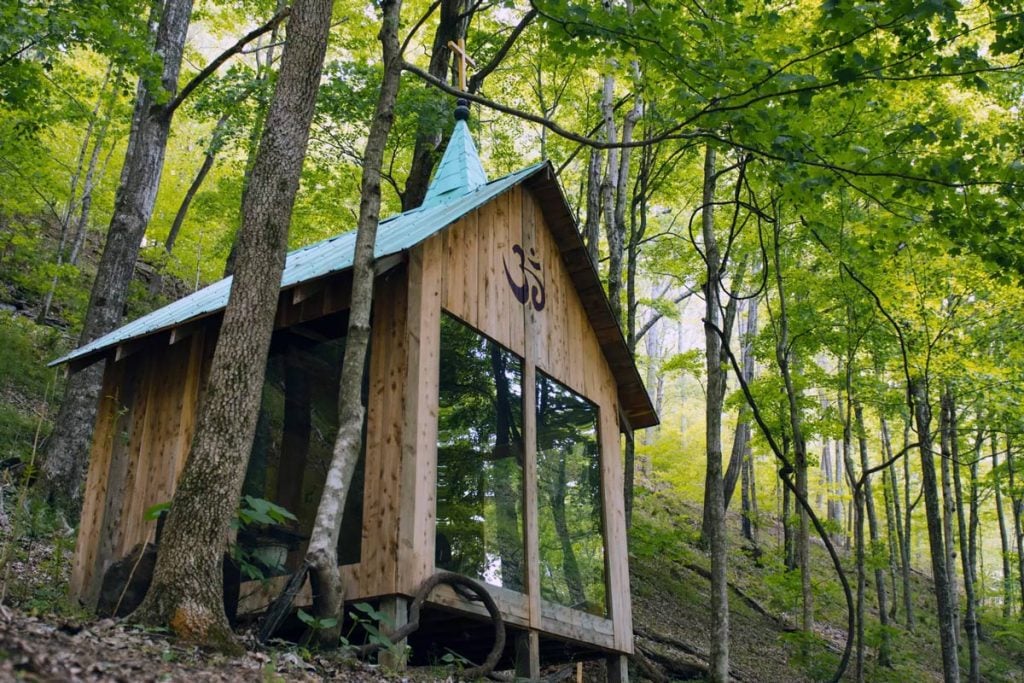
xmin=2 ymin=307 xmax=1024 ymax=681
xmin=3 ymin=481 xmax=1024 ymax=681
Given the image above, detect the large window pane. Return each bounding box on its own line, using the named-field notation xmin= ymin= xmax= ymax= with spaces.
xmin=436 ymin=314 xmax=525 ymax=592
xmin=536 ymin=373 xmax=606 ymax=616
xmin=241 ymin=312 xmax=365 ymax=577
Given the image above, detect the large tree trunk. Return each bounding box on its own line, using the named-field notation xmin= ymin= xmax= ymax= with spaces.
xmin=855 ymin=404 xmax=891 ymax=667
xmin=910 ymin=377 xmax=960 ymax=683
xmin=945 ymin=393 xmax=979 ymax=682
xmin=38 ymin=0 xmax=194 ymax=512
xmin=305 ymin=0 xmax=404 ymax=633
xmin=699 ymin=144 xmax=729 ymax=683
xmin=134 ymin=0 xmax=332 ymax=650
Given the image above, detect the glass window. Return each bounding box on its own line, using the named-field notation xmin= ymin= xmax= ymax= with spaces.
xmin=436 ymin=313 xmax=525 ymax=592
xmin=241 ymin=311 xmax=366 ymax=577
xmin=536 ymin=372 xmax=606 ymax=616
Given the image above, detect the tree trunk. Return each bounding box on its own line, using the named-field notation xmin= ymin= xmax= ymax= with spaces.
xmin=994 ymin=435 xmax=1013 ymax=618
xmin=39 ymin=65 xmax=114 ymax=323
xmin=855 ymin=404 xmax=891 ymax=667
xmin=882 ymin=417 xmax=910 ymax=626
xmin=724 ymin=294 xmax=758 ymax=510
xmin=698 ymin=144 xmax=729 ymax=683
xmin=741 ymin=430 xmax=757 ymax=545
xmin=149 ymin=113 xmax=229 ymax=296
xmin=945 ymin=393 xmax=979 ymax=682
xmin=400 ymin=0 xmax=468 ymax=210
xmin=910 ymin=377 xmax=960 ymax=683
xmin=584 ymin=147 xmax=602 ymax=266
xmin=1007 ymin=438 xmax=1024 ymax=621
xmin=305 ymin=0 xmax=404 ymax=635
xmin=902 ymin=415 xmax=916 ymax=630
xmin=938 ymin=390 xmax=960 ymax=646
xmin=37 ymin=0 xmax=194 ymax=512
xmin=134 ymin=0 xmax=332 ymax=649
xmin=772 ymin=217 xmax=812 ymax=635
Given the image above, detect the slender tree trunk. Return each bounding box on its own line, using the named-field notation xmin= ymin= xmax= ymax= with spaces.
xmin=39 ymin=65 xmax=114 ymax=322
xmin=68 ymin=103 xmax=117 ymax=268
xmin=856 ymin=404 xmax=891 ymax=667
xmin=882 ymin=417 xmax=910 ymax=626
xmin=902 ymin=415 xmax=916 ymax=630
xmin=772 ymin=218 xmax=812 ymax=635
xmin=994 ymin=435 xmax=1013 ymax=618
xmin=699 ymin=144 xmax=729 ymax=683
xmin=882 ymin=467 xmax=900 ymax=622
xmin=149 ymin=114 xmax=229 ymax=295
xmin=724 ymin=294 xmax=758 ymax=510
xmin=305 ymin=0 xmax=404 ymax=634
xmin=945 ymin=393 xmax=979 ymax=682
xmin=134 ymin=0 xmax=332 ymax=649
xmin=911 ymin=377 xmax=960 ymax=683
xmin=741 ymin=432 xmax=757 ymax=545
xmin=584 ymin=147 xmax=602 ymax=266
xmin=37 ymin=0 xmax=194 ymax=512
xmin=939 ymin=390 xmax=960 ymax=645
xmin=1007 ymin=438 xmax=1024 ymax=621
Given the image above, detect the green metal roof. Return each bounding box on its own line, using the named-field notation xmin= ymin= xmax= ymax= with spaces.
xmin=421 ymin=119 xmax=488 ymax=208
xmin=52 ymin=160 xmax=546 ymax=368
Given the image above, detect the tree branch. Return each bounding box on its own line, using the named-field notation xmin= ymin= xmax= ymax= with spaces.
xmin=163 ymin=6 xmax=292 ymax=118
xmin=467 ymin=8 xmax=538 ymax=93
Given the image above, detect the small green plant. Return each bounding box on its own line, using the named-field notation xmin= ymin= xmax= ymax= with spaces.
xmin=440 ymin=647 xmax=473 ymax=669
xmin=297 ymin=608 xmax=338 ymax=633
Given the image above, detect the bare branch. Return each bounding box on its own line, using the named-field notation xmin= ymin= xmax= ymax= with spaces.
xmin=163 ymin=6 xmax=292 ymax=118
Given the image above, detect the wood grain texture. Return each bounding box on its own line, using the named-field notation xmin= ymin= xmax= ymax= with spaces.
xmin=397 ymin=239 xmax=442 ymax=593
xmin=361 ymin=272 xmax=408 ymax=597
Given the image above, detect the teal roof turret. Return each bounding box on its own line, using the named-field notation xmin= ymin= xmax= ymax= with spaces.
xmin=421 ymin=101 xmax=488 ymax=208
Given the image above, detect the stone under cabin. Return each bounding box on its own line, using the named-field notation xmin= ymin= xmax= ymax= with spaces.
xmin=54 ymin=102 xmax=658 ymax=677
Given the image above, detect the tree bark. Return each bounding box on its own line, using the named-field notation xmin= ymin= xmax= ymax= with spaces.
xmin=134 ymin=0 xmax=332 ymax=649
xmin=910 ymin=377 xmax=960 ymax=683
xmin=855 ymin=404 xmax=891 ymax=667
xmin=882 ymin=417 xmax=911 ymax=626
xmin=305 ymin=0 xmax=404 ymax=636
xmin=902 ymin=416 xmax=916 ymax=630
xmin=1007 ymin=438 xmax=1024 ymax=621
xmin=945 ymin=392 xmax=979 ymax=682
xmin=724 ymin=293 xmax=758 ymax=510
xmin=772 ymin=216 xmax=812 ymax=635
xmin=38 ymin=0 xmax=194 ymax=512
xmin=993 ymin=435 xmax=1013 ymax=618
xmin=938 ymin=389 xmax=960 ymax=646
xmin=699 ymin=144 xmax=729 ymax=683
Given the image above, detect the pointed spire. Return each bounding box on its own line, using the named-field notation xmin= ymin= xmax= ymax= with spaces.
xmin=421 ymin=99 xmax=488 ymax=208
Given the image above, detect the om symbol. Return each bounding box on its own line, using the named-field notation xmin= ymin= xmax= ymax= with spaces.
xmin=503 ymin=244 xmax=546 ymax=312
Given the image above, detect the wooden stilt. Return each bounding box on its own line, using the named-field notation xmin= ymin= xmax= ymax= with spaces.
xmin=378 ymin=595 xmax=409 ymax=670
xmin=606 ymin=653 xmax=629 ymax=683
xmin=515 ymin=630 xmax=540 ymax=680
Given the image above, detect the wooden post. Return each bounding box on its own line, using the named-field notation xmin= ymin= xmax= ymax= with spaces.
xmin=606 ymin=653 xmax=629 ymax=683
xmin=515 ymin=630 xmax=540 ymax=680
xmin=378 ymin=595 xmax=409 ymax=670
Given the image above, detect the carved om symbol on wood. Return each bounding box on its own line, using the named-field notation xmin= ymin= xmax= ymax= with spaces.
xmin=503 ymin=243 xmax=546 ymax=312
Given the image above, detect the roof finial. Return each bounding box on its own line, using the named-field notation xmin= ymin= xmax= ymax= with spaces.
xmin=447 ymin=38 xmax=475 ymax=121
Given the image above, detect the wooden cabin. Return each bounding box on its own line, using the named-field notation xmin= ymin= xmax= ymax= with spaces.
xmin=55 ymin=107 xmax=657 ymax=678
